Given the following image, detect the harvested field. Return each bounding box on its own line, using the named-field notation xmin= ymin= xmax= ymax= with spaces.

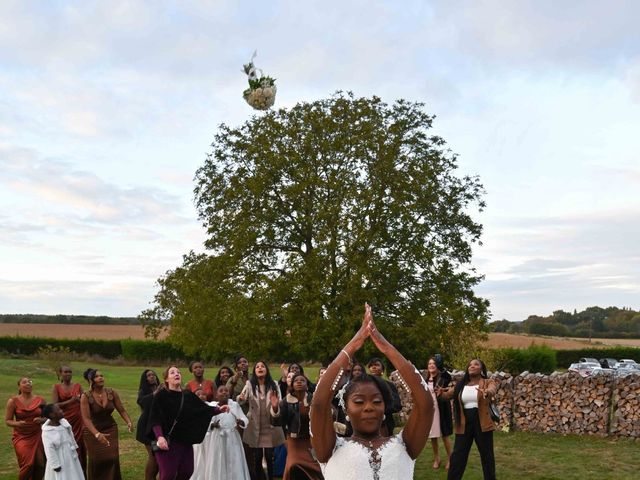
xmin=0 ymin=323 xmax=150 ymax=339
xmin=484 ymin=332 xmax=640 ymax=350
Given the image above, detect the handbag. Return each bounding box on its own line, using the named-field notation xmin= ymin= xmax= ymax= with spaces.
xmin=151 ymin=391 xmax=185 ymax=452
xmin=489 ymin=400 xmax=500 ymax=422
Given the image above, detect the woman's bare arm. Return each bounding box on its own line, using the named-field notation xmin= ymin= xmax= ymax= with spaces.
xmin=366 ymin=305 xmax=432 ymax=459
xmin=310 ymin=310 xmax=369 ymax=462
xmin=112 ymin=389 xmax=133 ymax=431
xmin=4 ymin=398 xmax=24 ymax=428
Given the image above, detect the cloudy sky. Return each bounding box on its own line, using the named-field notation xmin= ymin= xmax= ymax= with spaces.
xmin=1 ymin=1 xmax=638 ymax=322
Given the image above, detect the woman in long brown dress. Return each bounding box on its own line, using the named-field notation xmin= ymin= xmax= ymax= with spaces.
xmin=4 ymin=377 xmax=46 ymax=480
xmin=270 ymin=374 xmax=323 ymax=480
xmin=80 ymin=368 xmax=133 ymax=480
xmin=52 ymin=365 xmax=86 ymax=473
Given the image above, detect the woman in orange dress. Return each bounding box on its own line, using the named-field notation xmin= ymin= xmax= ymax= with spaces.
xmin=186 ymin=360 xmax=216 ymax=402
xmin=4 ymin=377 xmax=46 ymax=480
xmin=52 ymin=365 xmax=86 ymax=473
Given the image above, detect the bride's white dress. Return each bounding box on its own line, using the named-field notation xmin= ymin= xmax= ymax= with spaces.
xmin=320 ymin=433 xmax=414 ymax=480
xmin=190 ymin=399 xmax=251 ymax=480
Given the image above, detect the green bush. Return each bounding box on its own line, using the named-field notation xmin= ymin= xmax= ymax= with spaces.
xmin=0 ymin=336 xmax=122 ymax=358
xmin=555 ymin=347 xmax=640 ymax=367
xmin=491 ymin=345 xmax=557 ymax=374
xmin=120 ymin=339 xmax=186 ymax=361
xmin=0 ymin=336 xmax=193 ymax=362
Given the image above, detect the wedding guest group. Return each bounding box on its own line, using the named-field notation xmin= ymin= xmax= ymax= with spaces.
xmin=5 ymin=313 xmax=501 ymax=479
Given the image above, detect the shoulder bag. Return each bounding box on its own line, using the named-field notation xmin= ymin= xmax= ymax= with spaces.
xmin=151 ymin=391 xmax=185 ymax=452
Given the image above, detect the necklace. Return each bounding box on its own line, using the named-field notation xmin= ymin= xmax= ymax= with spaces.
xmin=351 ymin=434 xmax=383 ymax=449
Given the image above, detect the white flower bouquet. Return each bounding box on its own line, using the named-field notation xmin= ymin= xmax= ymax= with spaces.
xmin=242 ymin=51 xmax=277 ymax=110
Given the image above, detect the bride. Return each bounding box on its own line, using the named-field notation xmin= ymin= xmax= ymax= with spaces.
xmin=310 ymin=304 xmax=433 ymax=479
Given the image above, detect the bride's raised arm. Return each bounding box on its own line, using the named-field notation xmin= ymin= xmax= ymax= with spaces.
xmin=366 ymin=305 xmax=433 ymax=459
xmin=310 ymin=310 xmax=369 ymax=462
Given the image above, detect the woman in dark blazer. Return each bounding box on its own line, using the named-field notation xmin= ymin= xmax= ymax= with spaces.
xmin=437 ymin=358 xmax=497 ymax=480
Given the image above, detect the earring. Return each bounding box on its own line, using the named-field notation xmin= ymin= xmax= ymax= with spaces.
xmin=345 ymin=415 xmax=350 ymax=422
xmin=383 ymin=414 xmax=386 ymax=421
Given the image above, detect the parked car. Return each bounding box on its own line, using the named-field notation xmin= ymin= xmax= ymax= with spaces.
xmin=599 ymin=358 xmax=618 ymax=369
xmin=614 ymin=359 xmax=638 ymax=369
xmin=579 ymin=357 xmax=599 ymax=364
xmin=619 ymin=359 xmax=637 ymax=365
xmin=616 ymin=363 xmax=640 ymax=376
xmin=569 ymin=362 xmax=603 ymax=377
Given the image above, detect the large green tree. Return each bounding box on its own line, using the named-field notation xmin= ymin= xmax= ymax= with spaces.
xmin=141 ymin=93 xmax=489 ymax=363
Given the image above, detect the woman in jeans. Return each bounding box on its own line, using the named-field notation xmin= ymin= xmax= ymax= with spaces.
xmin=437 ymin=358 xmax=497 ymax=480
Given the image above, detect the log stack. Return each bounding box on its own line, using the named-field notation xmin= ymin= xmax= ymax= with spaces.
xmin=389 ymin=370 xmax=640 ymax=437
xmin=610 ymin=373 xmax=640 ymax=437
xmin=512 ymin=371 xmax=612 ymax=436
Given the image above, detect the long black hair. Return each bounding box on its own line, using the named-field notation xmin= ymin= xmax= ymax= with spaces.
xmin=249 ymin=361 xmax=278 ymax=396
xmin=453 ymin=358 xmax=488 ymax=397
xmin=138 ymin=369 xmax=159 ymax=396
xmin=214 ymin=366 xmax=233 ymax=388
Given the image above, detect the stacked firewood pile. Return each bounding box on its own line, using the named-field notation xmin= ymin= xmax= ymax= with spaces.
xmin=610 ymin=373 xmax=640 ymax=436
xmin=512 ymin=371 xmax=612 ymax=436
xmin=389 ymin=370 xmax=640 ymax=437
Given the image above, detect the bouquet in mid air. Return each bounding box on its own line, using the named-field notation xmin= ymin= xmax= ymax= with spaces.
xmin=242 ymin=51 xmax=277 ymax=110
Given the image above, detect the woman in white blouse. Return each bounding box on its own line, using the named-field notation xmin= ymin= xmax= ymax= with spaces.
xmin=437 ymin=358 xmax=498 ymax=480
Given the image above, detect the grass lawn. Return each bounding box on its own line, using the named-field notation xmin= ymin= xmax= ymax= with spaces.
xmin=1 ymin=357 xmax=638 ymax=479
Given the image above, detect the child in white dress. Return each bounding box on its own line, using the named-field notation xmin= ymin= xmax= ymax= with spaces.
xmin=190 ymin=385 xmax=251 ymax=480
xmin=41 ymin=404 xmax=84 ymax=480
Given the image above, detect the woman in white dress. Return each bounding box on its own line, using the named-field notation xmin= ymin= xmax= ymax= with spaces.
xmin=310 ymin=304 xmax=433 ymax=480
xmin=41 ymin=404 xmax=84 ymax=480
xmin=190 ymin=385 xmax=250 ymax=480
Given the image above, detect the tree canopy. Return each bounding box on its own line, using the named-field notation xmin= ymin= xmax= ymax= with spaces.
xmin=490 ymin=306 xmax=640 ymax=338
xmin=140 ymin=93 xmax=489 ymax=363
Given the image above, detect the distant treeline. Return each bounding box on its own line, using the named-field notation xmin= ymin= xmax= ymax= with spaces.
xmin=0 ymin=314 xmax=139 ymax=325
xmin=490 ymin=306 xmax=640 ymax=338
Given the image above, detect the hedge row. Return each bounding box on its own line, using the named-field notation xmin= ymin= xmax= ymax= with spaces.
xmin=120 ymin=339 xmax=187 ymax=361
xmin=2 ymin=335 xmax=639 ymax=370
xmin=0 ymin=336 xmax=187 ymax=361
xmin=490 ymin=345 xmax=557 ymax=374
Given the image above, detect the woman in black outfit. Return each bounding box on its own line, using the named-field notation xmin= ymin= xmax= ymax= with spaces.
xmin=136 ymin=369 xmax=160 ymax=480
xmin=148 ymin=365 xmax=227 ymax=480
